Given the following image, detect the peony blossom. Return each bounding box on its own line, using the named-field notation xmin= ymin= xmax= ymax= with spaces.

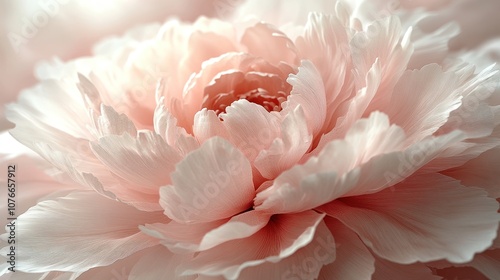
xmin=1 ymin=0 xmax=500 ymax=279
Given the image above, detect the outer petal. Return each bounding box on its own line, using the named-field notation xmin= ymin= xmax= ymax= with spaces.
xmin=91 ymin=131 xmax=181 ymax=190
xmin=141 ymin=210 xmax=270 ymax=254
xmin=255 ymin=112 xmax=407 ymax=214
xmin=90 ymin=131 xmax=183 ymax=211
xmin=129 ymin=246 xmax=196 ymax=280
xmin=318 ymin=218 xmax=375 ymax=280
xmin=160 ymin=137 xmax=254 ymax=223
xmin=179 ymin=211 xmax=334 ymax=280
xmin=372 ymin=258 xmax=440 ymax=280
xmin=386 ymin=63 xmax=462 ymax=143
xmin=320 ymin=173 xmax=500 ymax=264
xmin=0 ymin=133 xmax=81 ymax=222
xmin=0 ymin=191 xmax=165 ymax=273
xmin=443 ymin=146 xmax=500 ymax=198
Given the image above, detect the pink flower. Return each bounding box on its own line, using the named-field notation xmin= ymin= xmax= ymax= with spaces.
xmin=1 ymin=0 xmax=500 ymax=279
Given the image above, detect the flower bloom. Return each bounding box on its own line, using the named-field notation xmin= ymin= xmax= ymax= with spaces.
xmin=1 ymin=0 xmax=500 ymax=279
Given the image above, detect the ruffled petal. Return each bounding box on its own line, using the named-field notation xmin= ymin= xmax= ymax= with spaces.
xmin=179 ymin=211 xmax=334 ymax=280
xmin=220 ymin=99 xmax=280 ymax=161
xmin=141 ymin=210 xmax=270 ymax=254
xmin=320 ymin=173 xmax=500 ymax=264
xmin=241 ymin=22 xmax=299 ymax=66
xmin=372 ymin=258 xmax=440 ymax=280
xmin=282 ymin=60 xmax=326 ymax=137
xmin=318 ymin=218 xmax=375 ymax=280
xmin=0 ymin=191 xmax=165 ymax=273
xmin=254 ymin=105 xmax=312 ymax=179
xmin=160 ymin=137 xmax=254 ymax=223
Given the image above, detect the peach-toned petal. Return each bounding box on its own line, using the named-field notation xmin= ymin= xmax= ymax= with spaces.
xmin=153 ymin=96 xmax=200 ymax=156
xmin=160 ymin=137 xmax=254 ymax=223
xmin=91 ymin=131 xmax=181 ymax=191
xmin=282 ymin=60 xmax=326 ymax=137
xmin=296 ymin=12 xmax=351 ymax=125
xmin=318 ymin=218 xmax=375 ymax=280
xmin=142 ymin=210 xmax=270 ymax=254
xmin=372 ymin=258 xmax=439 ymax=280
xmin=129 ymin=246 xmax=196 ymax=280
xmin=193 ymin=109 xmax=229 ymax=143
xmin=241 ymin=22 xmax=299 ymax=66
xmin=221 ymin=99 xmax=280 ymax=161
xmin=254 ymin=105 xmax=312 ymax=179
xmin=386 ymin=63 xmax=462 ymax=143
xmin=255 ymin=112 xmax=407 ymax=214
xmin=179 ymin=211 xmax=333 ymax=280
xmin=320 ymin=173 xmax=500 ymax=264
xmin=0 ymin=191 xmax=166 ymax=273
xmin=351 ymin=16 xmax=413 ymax=112
xmin=443 ymin=146 xmax=500 ymax=198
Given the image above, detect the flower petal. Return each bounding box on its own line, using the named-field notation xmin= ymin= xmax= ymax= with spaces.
xmin=320 ymin=173 xmax=500 ymax=264
xmin=443 ymin=146 xmax=500 ymax=198
xmin=129 ymin=246 xmax=196 ymax=280
xmin=282 ymin=60 xmax=326 ymax=137
xmin=255 ymin=112 xmax=406 ymax=214
xmin=372 ymin=258 xmax=440 ymax=280
xmin=0 ymin=191 xmax=165 ymax=273
xmin=220 ymin=99 xmax=280 ymax=161
xmin=241 ymin=22 xmax=299 ymax=66
xmin=160 ymin=137 xmax=254 ymax=223
xmin=318 ymin=218 xmax=375 ymax=280
xmin=179 ymin=211 xmax=334 ymax=280
xmin=254 ymin=105 xmax=312 ymax=179
xmin=141 ymin=210 xmax=270 ymax=254
xmin=386 ymin=63 xmax=462 ymax=143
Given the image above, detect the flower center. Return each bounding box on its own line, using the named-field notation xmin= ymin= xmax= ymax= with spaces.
xmin=201 ymin=69 xmax=293 ymax=115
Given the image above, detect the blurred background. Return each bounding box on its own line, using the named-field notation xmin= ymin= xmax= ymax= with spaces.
xmin=0 ymin=0 xmax=499 ymax=130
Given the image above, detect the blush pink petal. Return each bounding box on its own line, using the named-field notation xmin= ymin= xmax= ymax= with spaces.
xmin=193 ymin=109 xmax=230 ymax=143
xmin=153 ymin=97 xmax=200 ymax=156
xmin=0 ymin=133 xmax=81 ymax=221
xmin=318 ymin=218 xmax=375 ymax=280
xmin=282 ymin=60 xmax=326 ymax=137
xmin=90 ymin=131 xmax=182 ymax=211
xmin=142 ymin=210 xmax=270 ymax=254
xmin=372 ymin=258 xmax=439 ymax=280
xmin=254 ymin=105 xmax=311 ymax=179
xmin=220 ymin=99 xmax=280 ymax=161
xmin=0 ymin=191 xmax=166 ymax=273
xmin=178 ymin=211 xmax=333 ymax=279
xmin=129 ymin=246 xmax=196 ymax=280
xmin=159 ymin=137 xmax=254 ymax=223
xmin=351 ymin=16 xmax=413 ymax=112
xmin=241 ymin=22 xmax=300 ymax=66
xmin=386 ymin=63 xmax=462 ymax=143
xmin=296 ymin=13 xmax=351 ymax=131
xmin=319 ymin=173 xmax=500 ymax=264
xmin=244 ymin=119 xmax=463 ymax=216
xmin=443 ymin=146 xmax=500 ymax=198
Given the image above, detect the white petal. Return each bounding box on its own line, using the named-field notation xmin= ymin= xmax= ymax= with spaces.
xmin=0 ymin=191 xmax=165 ymax=272
xmin=160 ymin=137 xmax=254 ymax=223
xmin=320 ymin=173 xmax=500 ymax=264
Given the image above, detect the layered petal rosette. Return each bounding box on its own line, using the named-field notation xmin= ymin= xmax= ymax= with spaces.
xmin=1 ymin=0 xmax=500 ymax=279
